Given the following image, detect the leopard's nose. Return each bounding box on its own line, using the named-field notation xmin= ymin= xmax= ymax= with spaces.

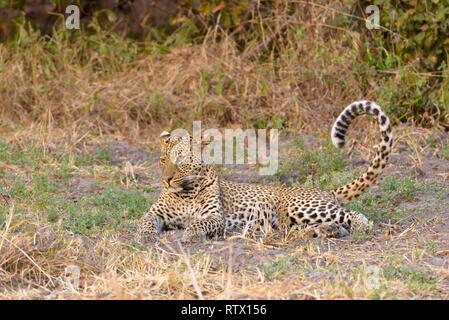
xmin=163 ymin=176 xmax=174 ymax=187
xmin=162 ymin=162 xmax=177 ymax=187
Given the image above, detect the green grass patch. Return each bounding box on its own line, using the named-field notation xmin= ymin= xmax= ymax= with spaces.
xmin=0 ymin=139 xmax=26 ymax=165
xmin=51 ymin=154 xmax=94 ymax=181
xmin=55 ymin=186 xmax=150 ymax=235
xmin=383 ymin=264 xmax=436 ymax=292
xmin=0 ymin=206 xmax=7 ymax=226
xmin=346 ymin=194 xmax=404 ymax=221
xmin=95 ymin=148 xmax=114 ymax=165
xmin=261 ymin=257 xmax=291 ymax=280
xmin=415 ymin=180 xmax=449 ymax=201
xmin=346 ymin=176 xmax=419 ymax=221
xmin=260 ymin=254 xmax=302 ymax=280
xmin=6 ymin=175 xmax=28 ymax=200
xmin=382 ymin=176 xmax=417 ymax=203
xmin=0 ymin=139 xmax=151 ymax=236
xmin=442 ymin=143 xmax=449 ymax=160
xmin=275 ymin=137 xmax=347 ymax=188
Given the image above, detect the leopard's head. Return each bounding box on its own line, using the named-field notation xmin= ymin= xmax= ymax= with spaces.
xmin=158 ymin=130 xmax=215 ymax=193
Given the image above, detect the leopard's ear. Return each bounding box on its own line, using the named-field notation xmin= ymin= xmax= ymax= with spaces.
xmin=159 ymin=131 xmax=171 ymax=146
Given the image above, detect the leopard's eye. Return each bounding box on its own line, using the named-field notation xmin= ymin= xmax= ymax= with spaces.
xmin=159 ymin=156 xmax=166 ymax=164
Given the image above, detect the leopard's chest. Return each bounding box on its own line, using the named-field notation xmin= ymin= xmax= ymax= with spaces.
xmin=160 ymin=195 xmax=206 ymax=227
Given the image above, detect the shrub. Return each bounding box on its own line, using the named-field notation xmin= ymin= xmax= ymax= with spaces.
xmin=341 ymin=0 xmax=449 ymax=128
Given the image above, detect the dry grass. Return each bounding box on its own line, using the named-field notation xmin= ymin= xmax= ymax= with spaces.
xmin=1 ymin=206 xmax=448 ymax=300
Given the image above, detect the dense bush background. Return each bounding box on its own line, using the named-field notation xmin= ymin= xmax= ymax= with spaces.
xmin=0 ymin=0 xmax=448 ymax=132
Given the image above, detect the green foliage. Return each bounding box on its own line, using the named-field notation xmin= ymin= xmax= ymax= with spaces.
xmin=248 ymin=115 xmax=287 ymax=130
xmin=165 ymin=19 xmax=200 ymax=47
xmin=195 ymin=0 xmax=251 ymax=29
xmin=342 ymin=0 xmax=449 ymax=126
xmin=95 ymin=148 xmax=113 ymax=165
xmin=346 ymin=0 xmax=449 ymax=71
xmin=0 ymin=0 xmax=24 ymax=8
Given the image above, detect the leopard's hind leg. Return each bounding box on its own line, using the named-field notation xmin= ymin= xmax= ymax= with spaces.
xmin=286 ymin=202 xmax=373 ymax=238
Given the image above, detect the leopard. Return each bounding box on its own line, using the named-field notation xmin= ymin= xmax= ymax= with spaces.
xmin=135 ymin=100 xmax=393 ymax=243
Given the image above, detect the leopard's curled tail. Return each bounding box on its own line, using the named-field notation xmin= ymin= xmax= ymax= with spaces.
xmin=331 ymin=100 xmax=393 ymax=204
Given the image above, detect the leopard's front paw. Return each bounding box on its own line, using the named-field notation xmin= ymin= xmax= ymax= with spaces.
xmin=181 ymin=227 xmax=207 ymax=243
xmin=308 ymin=223 xmax=349 ymax=238
xmin=134 ymin=231 xmax=159 ymax=244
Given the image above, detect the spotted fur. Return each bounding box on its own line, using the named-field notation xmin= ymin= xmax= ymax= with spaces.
xmin=331 ymin=101 xmax=393 ymax=204
xmin=135 ymin=101 xmax=393 ymax=243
